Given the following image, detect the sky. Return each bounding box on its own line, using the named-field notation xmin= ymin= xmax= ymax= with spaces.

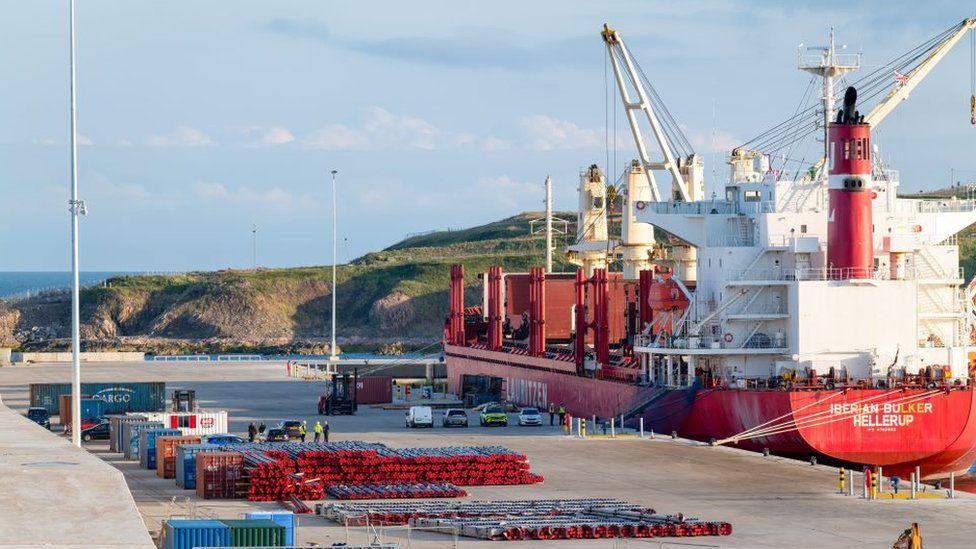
xmin=1 ymin=0 xmax=974 ymax=271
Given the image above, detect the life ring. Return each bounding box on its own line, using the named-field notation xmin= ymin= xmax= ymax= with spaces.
xmin=723 ymin=333 xmax=734 ymax=343
xmin=636 ymin=201 xmax=646 ymax=211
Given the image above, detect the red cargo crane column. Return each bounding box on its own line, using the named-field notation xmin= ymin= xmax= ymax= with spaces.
xmin=574 ymin=268 xmax=586 ymax=374
xmin=528 ymin=267 xmax=546 ymax=357
xmin=448 ymin=265 xmax=465 ymax=345
xmin=487 ymin=266 xmax=503 ymax=351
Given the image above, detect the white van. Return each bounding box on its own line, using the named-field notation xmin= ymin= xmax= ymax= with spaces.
xmin=405 ymin=406 xmax=434 ymax=428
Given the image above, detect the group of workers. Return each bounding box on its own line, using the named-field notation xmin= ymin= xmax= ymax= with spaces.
xmin=547 ymin=403 xmax=568 ymax=426
xmin=246 ymin=420 xmax=330 ymax=442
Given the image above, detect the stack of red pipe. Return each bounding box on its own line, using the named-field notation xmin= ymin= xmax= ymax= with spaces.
xmin=246 ymin=446 xmax=541 ymax=502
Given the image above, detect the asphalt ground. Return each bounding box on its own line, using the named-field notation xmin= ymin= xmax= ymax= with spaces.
xmin=2 ymin=360 xmax=976 ymax=548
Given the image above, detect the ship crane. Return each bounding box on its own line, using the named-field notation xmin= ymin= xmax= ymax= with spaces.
xmin=602 ymin=24 xmax=704 ymax=203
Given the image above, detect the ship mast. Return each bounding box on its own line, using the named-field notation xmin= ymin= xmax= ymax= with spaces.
xmin=798 ymin=29 xmax=860 ymax=183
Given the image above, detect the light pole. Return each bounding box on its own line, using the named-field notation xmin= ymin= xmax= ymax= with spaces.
xmin=330 ymin=170 xmax=339 ymax=362
xmin=68 ymin=0 xmax=85 ymax=447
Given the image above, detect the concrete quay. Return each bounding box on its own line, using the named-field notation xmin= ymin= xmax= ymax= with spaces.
xmin=2 ymin=360 xmax=976 ymax=547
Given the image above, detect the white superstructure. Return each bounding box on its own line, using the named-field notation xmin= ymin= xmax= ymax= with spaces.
xmin=600 ymin=21 xmax=976 ymax=388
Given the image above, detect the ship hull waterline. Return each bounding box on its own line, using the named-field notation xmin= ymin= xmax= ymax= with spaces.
xmin=446 ymin=344 xmax=976 ymax=479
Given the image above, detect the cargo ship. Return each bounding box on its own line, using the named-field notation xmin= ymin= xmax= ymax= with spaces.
xmin=444 ymin=21 xmax=976 ymax=478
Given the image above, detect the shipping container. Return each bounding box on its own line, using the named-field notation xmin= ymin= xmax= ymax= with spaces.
xmin=244 ymin=511 xmax=295 ymax=546
xmin=109 ymin=415 xmax=146 ymax=453
xmin=139 ymin=428 xmax=182 ymax=469
xmin=155 ymin=436 xmax=201 ymax=479
xmin=123 ymin=421 xmax=164 ymax=460
xmin=175 ymin=443 xmax=219 ymax=489
xmin=355 ymin=376 xmax=393 ymax=404
xmin=219 ymin=519 xmax=285 ymax=547
xmin=58 ymin=395 xmax=104 ymax=427
xmin=139 ymin=411 xmax=229 ymax=436
xmin=196 ymin=452 xmax=246 ymax=500
xmin=29 ymin=382 xmax=165 ymax=415
xmin=162 ymin=519 xmax=229 ymax=549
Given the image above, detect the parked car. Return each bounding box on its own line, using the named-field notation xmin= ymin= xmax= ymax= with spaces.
xmin=405 ymin=406 xmax=434 ymax=428
xmin=442 ymin=409 xmax=469 ymax=428
xmin=81 ymin=419 xmax=110 ymax=442
xmin=202 ymin=434 xmax=246 ymax=446
xmin=26 ymin=407 xmax=51 ymax=430
xmin=264 ymin=428 xmax=288 ymax=442
xmin=480 ymin=405 xmax=508 ymax=427
xmin=278 ymin=420 xmax=303 ymax=439
xmin=517 ymin=407 xmax=543 ymax=426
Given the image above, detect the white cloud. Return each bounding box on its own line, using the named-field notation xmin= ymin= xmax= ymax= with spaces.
xmin=195 ymin=181 xmax=302 ymax=210
xmin=78 ymin=134 xmax=93 ymax=146
xmin=147 ymin=126 xmax=215 ymax=148
xmin=303 ymin=106 xmax=473 ymax=151
xmin=482 ymin=137 xmax=512 ymax=151
xmin=519 ymin=115 xmax=602 ymax=150
xmin=195 ymin=181 xmax=229 ymax=198
xmin=236 ymin=125 xmax=295 ymax=148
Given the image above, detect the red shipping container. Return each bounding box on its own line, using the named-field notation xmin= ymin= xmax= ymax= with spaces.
xmin=196 ymin=452 xmax=246 ymax=500
xmin=155 ymin=435 xmax=201 ymax=479
xmin=356 ymin=376 xmax=393 ymax=404
xmin=58 ymin=394 xmax=92 ymax=427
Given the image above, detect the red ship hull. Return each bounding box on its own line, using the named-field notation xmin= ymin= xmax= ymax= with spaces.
xmin=446 ymin=344 xmax=976 ymax=478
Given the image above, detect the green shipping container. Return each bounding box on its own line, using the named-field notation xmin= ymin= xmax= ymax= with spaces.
xmin=219 ymin=519 xmax=285 ymax=547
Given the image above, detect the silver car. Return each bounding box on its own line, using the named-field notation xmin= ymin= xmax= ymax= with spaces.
xmin=518 ymin=407 xmax=543 ymax=426
xmin=442 ymin=408 xmax=469 ymax=427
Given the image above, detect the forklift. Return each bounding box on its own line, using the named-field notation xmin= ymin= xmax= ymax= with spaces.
xmin=318 ymin=369 xmax=358 ymax=415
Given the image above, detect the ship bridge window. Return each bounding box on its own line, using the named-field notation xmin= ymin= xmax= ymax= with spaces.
xmin=744 ymin=190 xmax=761 ymax=202
xmin=800 ymin=224 xmax=807 ymax=234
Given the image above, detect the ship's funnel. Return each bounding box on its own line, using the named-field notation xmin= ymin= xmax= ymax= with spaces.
xmin=827 ymin=85 xmax=873 ymax=279
xmin=841 ymin=86 xmax=857 ymax=123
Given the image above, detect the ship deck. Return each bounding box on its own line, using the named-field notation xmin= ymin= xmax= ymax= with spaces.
xmin=2 ymin=360 xmax=976 ymax=548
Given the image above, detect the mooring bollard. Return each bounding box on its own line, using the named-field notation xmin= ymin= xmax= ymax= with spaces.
xmin=639 ymin=417 xmax=644 ymax=439
xmin=838 ymin=468 xmax=845 ymax=494
xmin=610 ymin=418 xmax=616 ymax=438
xmin=910 ymin=473 xmax=916 ymax=500
xmin=950 ymin=472 xmax=955 ymax=499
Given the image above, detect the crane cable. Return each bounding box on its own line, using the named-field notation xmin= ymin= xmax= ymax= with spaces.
xmin=722 ymin=390 xmax=944 ymax=444
xmin=714 ymin=389 xmax=943 ymax=445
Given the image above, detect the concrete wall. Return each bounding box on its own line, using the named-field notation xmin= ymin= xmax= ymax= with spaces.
xmin=0 ymin=394 xmax=153 ymax=547
xmin=0 ymin=347 xmax=11 ymax=366
xmin=13 ymin=351 xmax=146 ymax=363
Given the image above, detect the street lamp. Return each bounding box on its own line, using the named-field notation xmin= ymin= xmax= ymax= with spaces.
xmin=330 ymin=170 xmax=339 ymax=362
xmin=68 ymin=0 xmax=85 ymax=447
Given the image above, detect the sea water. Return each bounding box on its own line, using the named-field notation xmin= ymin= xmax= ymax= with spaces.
xmin=0 ymin=272 xmax=135 ymax=299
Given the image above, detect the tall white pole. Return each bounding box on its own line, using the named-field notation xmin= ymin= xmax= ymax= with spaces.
xmin=330 ymin=170 xmax=338 ymax=361
xmin=68 ymin=0 xmax=82 ymax=447
xmin=544 ymin=176 xmax=553 ymax=273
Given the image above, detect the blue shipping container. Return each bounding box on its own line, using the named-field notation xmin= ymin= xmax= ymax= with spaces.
xmin=175 ymin=443 xmax=218 ymax=489
xmin=30 ymin=382 xmax=166 ymax=415
xmin=163 ymin=519 xmax=229 ymax=549
xmin=80 ymin=398 xmax=104 ymax=419
xmin=125 ymin=422 xmax=164 ymax=460
xmin=139 ymin=428 xmax=181 ymax=469
xmin=245 ymin=511 xmax=295 ymax=546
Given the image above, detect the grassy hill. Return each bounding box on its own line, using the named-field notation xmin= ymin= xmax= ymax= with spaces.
xmin=0 ymin=212 xmax=577 ymax=353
